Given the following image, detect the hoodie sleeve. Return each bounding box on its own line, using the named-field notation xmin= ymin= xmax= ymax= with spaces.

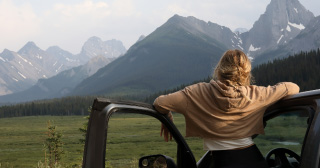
xmin=259 ymin=82 xmax=299 ymax=105
xmin=153 ymin=89 xmax=188 ymax=115
xmin=284 ymin=82 xmax=300 ymax=95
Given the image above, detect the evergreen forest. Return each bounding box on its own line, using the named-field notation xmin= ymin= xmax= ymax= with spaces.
xmin=1 ymin=49 xmax=319 ymax=118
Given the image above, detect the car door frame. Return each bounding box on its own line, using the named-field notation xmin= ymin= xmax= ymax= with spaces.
xmin=82 ymin=98 xmax=197 ymax=168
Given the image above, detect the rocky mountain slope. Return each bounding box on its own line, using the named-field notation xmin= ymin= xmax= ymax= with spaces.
xmin=0 ymin=55 xmax=114 ymax=103
xmin=253 ymin=15 xmax=320 ymax=65
xmin=241 ymin=0 xmax=314 ymax=58
xmin=70 ymin=15 xmax=237 ymax=96
xmin=0 ymin=37 xmax=126 ymax=96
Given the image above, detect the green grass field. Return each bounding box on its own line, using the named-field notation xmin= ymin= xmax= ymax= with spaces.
xmin=0 ymin=112 xmax=308 ymax=168
xmin=0 ymin=114 xmax=204 ymax=168
xmin=0 ymin=116 xmax=85 ymax=168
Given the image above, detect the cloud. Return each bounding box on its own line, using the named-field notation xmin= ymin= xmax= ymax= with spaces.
xmin=36 ymin=0 xmax=144 ymax=53
xmin=0 ymin=0 xmax=273 ymax=53
xmin=0 ymin=0 xmax=41 ymax=51
xmin=167 ymin=3 xmax=191 ymax=16
xmin=45 ymin=0 xmax=111 ymax=29
xmin=111 ymin=0 xmax=137 ymax=17
xmin=0 ymin=0 xmax=145 ymax=53
xmin=1 ymin=0 xmax=317 ymax=54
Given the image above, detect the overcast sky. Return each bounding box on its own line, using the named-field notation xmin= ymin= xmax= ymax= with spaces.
xmin=0 ymin=0 xmax=319 ymax=54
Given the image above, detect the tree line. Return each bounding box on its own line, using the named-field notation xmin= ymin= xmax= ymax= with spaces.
xmin=0 ymin=96 xmax=94 ymax=118
xmin=252 ymin=48 xmax=320 ymax=91
xmin=0 ymin=48 xmax=319 ymax=118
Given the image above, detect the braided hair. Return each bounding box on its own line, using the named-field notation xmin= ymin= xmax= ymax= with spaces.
xmin=213 ymin=49 xmax=253 ymax=86
xmin=213 ymin=49 xmax=253 ymax=101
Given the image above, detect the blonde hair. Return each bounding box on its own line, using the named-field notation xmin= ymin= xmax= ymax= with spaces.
xmin=213 ymin=49 xmax=252 ymax=86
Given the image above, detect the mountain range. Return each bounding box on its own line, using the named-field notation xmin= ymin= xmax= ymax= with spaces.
xmin=0 ymin=0 xmax=319 ymax=104
xmin=0 ymin=37 xmax=126 ymax=96
xmin=70 ymin=0 xmax=319 ymax=97
xmin=0 ymin=55 xmax=115 ymax=103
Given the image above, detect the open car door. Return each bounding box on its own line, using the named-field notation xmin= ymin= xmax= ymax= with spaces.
xmin=82 ymin=98 xmax=197 ymax=168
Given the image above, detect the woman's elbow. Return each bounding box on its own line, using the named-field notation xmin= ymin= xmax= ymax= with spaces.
xmin=286 ymin=82 xmax=300 ymax=95
xmin=153 ymin=97 xmax=169 ymax=114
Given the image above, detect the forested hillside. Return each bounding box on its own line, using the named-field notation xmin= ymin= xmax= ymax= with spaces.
xmin=252 ymin=49 xmax=320 ymax=91
xmin=0 ymin=49 xmax=319 ymax=118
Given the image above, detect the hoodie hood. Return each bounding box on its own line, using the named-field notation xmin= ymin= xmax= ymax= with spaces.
xmin=210 ymin=80 xmax=241 ymax=98
xmin=209 ymin=80 xmax=250 ymax=111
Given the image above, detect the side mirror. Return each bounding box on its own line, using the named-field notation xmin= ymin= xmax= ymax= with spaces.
xmin=139 ymin=154 xmax=177 ymax=168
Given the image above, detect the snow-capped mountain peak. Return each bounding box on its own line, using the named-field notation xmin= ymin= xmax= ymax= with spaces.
xmin=0 ymin=37 xmax=126 ymax=96
xmin=241 ymin=0 xmax=314 ymax=58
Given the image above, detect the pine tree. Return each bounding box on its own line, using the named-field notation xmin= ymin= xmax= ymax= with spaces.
xmin=44 ymin=121 xmax=64 ymax=167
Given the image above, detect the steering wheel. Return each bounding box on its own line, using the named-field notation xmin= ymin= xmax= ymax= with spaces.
xmin=266 ymin=148 xmax=300 ymax=168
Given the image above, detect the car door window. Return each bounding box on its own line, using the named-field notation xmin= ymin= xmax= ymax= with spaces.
xmin=105 ymin=112 xmax=205 ymax=168
xmin=105 ymin=113 xmax=178 ymax=167
xmin=254 ymin=109 xmax=311 ymax=156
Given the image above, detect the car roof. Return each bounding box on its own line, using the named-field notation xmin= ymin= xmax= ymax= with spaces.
xmin=283 ymin=89 xmax=320 ymax=101
xmin=92 ymin=89 xmax=320 ymax=111
xmin=265 ymin=89 xmax=320 ymax=115
xmin=92 ymin=98 xmax=153 ymax=111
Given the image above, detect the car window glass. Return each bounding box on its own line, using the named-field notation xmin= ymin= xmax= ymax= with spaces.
xmin=105 ymin=112 xmax=206 ymax=167
xmin=105 ymin=113 xmax=178 ymax=167
xmin=254 ymin=110 xmax=310 ymax=156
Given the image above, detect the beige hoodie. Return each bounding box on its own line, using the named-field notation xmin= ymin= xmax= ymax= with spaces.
xmin=153 ymin=80 xmax=299 ymax=140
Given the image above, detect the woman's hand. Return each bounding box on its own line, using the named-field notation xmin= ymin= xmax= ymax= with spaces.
xmin=160 ymin=112 xmax=173 ymax=142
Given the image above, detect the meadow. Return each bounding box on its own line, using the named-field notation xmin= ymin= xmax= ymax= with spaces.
xmin=0 ymin=114 xmax=204 ymax=168
xmin=0 ymin=116 xmax=85 ymax=168
xmin=0 ymin=112 xmax=307 ymax=168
